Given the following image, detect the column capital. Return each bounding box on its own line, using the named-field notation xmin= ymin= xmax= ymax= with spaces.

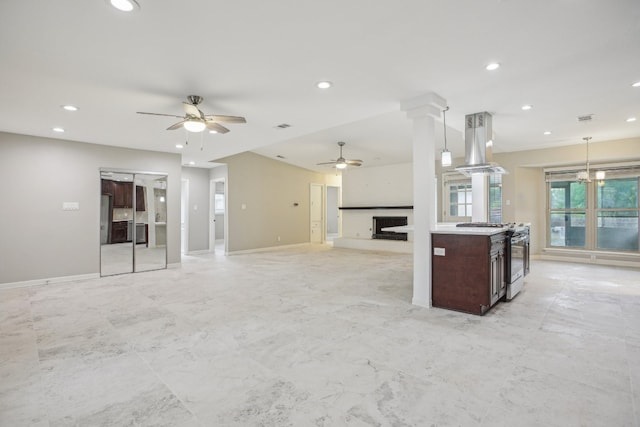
xmin=400 ymin=92 xmax=447 ymax=120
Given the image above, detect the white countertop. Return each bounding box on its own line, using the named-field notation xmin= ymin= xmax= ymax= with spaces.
xmin=382 ymin=223 xmax=509 ymax=236
xmin=431 ymin=223 xmax=508 ymax=236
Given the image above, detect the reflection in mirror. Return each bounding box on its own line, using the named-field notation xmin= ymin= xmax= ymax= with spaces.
xmin=134 ymin=174 xmax=168 ymax=272
xmin=100 ymin=171 xmax=134 ymax=276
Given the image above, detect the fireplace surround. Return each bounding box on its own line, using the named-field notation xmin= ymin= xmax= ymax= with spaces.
xmin=372 ymin=216 xmax=408 ymax=241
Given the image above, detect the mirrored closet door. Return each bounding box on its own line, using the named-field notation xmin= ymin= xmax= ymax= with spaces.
xmin=100 ymin=170 xmax=168 ymax=276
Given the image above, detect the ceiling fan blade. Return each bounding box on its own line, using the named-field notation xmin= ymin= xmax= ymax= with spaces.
xmin=137 ymin=112 xmax=185 ymax=119
xmin=316 ymin=161 xmax=337 ymax=165
xmin=205 ymin=115 xmax=247 ymax=124
xmin=183 ymin=102 xmax=203 ymax=118
xmin=346 ymin=159 xmax=363 ymax=165
xmin=167 ymin=120 xmax=187 ymax=130
xmin=205 ymin=121 xmax=230 ymax=134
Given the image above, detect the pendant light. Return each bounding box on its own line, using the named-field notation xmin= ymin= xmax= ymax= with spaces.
xmin=576 ymin=137 xmax=592 ymax=183
xmin=441 ymin=106 xmax=452 ymax=167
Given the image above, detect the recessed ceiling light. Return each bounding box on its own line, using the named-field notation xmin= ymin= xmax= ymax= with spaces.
xmin=209 ymin=130 xmax=218 ymax=134
xmin=62 ymin=105 xmax=78 ymax=111
xmin=107 ymin=0 xmax=140 ymax=12
xmin=316 ymin=81 xmax=332 ymax=89
xmin=175 ymin=144 xmax=184 ymax=149
xmin=521 ymin=105 xmax=532 ymax=111
xmin=632 ymin=81 xmax=640 ymax=88
xmin=627 ymin=117 xmax=637 ymax=122
xmin=543 ymin=131 xmax=552 ymax=135
xmin=486 ymin=63 xmax=500 ymax=71
xmin=189 ymin=161 xmax=195 ymax=165
xmin=52 ymin=127 xmax=65 ymax=133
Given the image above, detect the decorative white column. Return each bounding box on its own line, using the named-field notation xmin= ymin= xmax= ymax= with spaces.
xmin=471 ymin=174 xmax=489 ymax=223
xmin=401 ymin=93 xmax=447 ymax=308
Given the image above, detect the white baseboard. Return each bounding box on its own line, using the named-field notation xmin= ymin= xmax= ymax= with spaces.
xmin=227 ymin=243 xmax=310 ymax=255
xmin=411 ymin=297 xmax=431 ymax=308
xmin=0 ymin=273 xmax=100 ymax=290
xmin=333 ymin=237 xmax=413 ymax=254
xmin=185 ymin=249 xmax=210 ymax=255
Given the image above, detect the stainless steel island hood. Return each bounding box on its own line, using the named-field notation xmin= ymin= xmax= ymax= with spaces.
xmin=454 ymin=112 xmax=507 ymax=176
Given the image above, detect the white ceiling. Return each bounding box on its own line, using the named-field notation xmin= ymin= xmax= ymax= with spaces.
xmin=1 ymin=0 xmax=639 ymax=172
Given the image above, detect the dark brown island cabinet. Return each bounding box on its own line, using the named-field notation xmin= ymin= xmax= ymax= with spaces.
xmin=432 ymin=232 xmax=506 ymax=315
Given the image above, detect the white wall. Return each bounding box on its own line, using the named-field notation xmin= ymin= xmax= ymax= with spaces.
xmin=0 ymin=132 xmax=182 ymax=284
xmin=340 ymin=163 xmax=414 ymax=243
xmin=181 ymin=167 xmax=210 ymax=253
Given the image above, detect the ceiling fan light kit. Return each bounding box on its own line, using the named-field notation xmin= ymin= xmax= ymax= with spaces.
xmin=184 ymin=119 xmax=206 ymax=133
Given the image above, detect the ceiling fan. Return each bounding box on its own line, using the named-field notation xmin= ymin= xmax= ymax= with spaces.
xmin=137 ymin=95 xmax=246 ymax=134
xmin=317 ymin=141 xmax=363 ymax=169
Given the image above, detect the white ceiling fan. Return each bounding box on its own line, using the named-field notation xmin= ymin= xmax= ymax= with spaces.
xmin=137 ymin=95 xmax=246 ymax=134
xmin=317 ymin=141 xmax=363 ymax=169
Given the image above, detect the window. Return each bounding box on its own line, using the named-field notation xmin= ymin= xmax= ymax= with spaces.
xmin=596 ymin=178 xmax=638 ymax=251
xmin=443 ymin=173 xmax=472 ymax=222
xmin=546 ymin=166 xmax=640 ymax=253
xmin=442 ymin=172 xmax=503 ymax=223
xmin=548 ymin=181 xmax=586 ymax=247
xmin=214 ymin=193 xmax=225 ymax=214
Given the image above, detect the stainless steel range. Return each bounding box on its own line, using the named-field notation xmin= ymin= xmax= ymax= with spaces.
xmin=505 ymin=224 xmax=530 ymax=300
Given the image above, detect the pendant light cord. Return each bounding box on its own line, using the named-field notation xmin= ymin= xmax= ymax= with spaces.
xmin=583 ymin=136 xmax=592 ymax=173
xmin=443 ymin=106 xmax=449 ymax=150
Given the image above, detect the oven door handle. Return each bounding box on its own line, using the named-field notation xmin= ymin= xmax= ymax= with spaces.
xmin=511 ymin=235 xmax=528 ymax=244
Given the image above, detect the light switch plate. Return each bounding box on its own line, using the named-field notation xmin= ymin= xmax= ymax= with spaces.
xmin=433 ymin=247 xmax=445 ymax=256
xmin=62 ymin=202 xmax=79 ymax=211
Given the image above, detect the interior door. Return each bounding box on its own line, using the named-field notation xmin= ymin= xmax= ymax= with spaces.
xmin=310 ymin=183 xmax=323 ymax=243
xmin=100 ymin=172 xmax=134 ymax=276
xmin=134 ymin=174 xmax=167 ymax=273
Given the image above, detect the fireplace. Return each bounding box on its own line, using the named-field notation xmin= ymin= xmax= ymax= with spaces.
xmin=372 ymin=216 xmax=408 ymax=241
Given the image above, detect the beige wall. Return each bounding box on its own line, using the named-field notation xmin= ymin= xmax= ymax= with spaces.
xmin=0 ymin=132 xmax=182 ymax=284
xmin=215 ymin=152 xmax=340 ymax=252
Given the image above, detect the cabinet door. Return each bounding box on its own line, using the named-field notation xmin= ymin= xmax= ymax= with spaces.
xmin=101 ymin=179 xmax=114 ymax=195
xmin=111 ymin=222 xmax=128 ymax=243
xmin=113 ymin=181 xmax=134 ymax=208
xmin=490 ymin=253 xmax=501 ymax=306
xmin=136 ymin=186 xmax=145 ymax=211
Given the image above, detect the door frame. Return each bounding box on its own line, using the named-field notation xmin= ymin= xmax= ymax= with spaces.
xmin=209 ymin=177 xmax=227 ymax=254
xmin=310 ymin=183 xmax=324 ymax=243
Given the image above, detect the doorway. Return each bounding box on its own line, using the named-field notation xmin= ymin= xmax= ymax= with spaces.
xmin=181 ymin=178 xmax=189 ymax=254
xmin=210 ymin=178 xmax=226 ymax=254
xmin=310 ymin=183 xmax=324 ymax=243
xmin=326 ymin=185 xmax=340 ymax=242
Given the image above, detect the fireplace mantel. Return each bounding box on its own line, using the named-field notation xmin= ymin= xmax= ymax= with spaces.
xmin=339 ymin=206 xmax=413 ymax=210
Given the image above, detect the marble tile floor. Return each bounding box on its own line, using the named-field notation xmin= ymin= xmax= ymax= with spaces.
xmin=1 ymin=245 xmax=639 ymax=427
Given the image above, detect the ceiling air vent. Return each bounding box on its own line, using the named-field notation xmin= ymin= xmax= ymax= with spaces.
xmin=275 ymin=123 xmax=291 ymax=129
xmin=577 ymin=114 xmax=593 ymax=122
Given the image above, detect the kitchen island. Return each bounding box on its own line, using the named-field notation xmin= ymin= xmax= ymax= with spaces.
xmin=431 ymin=224 xmax=509 ymax=315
